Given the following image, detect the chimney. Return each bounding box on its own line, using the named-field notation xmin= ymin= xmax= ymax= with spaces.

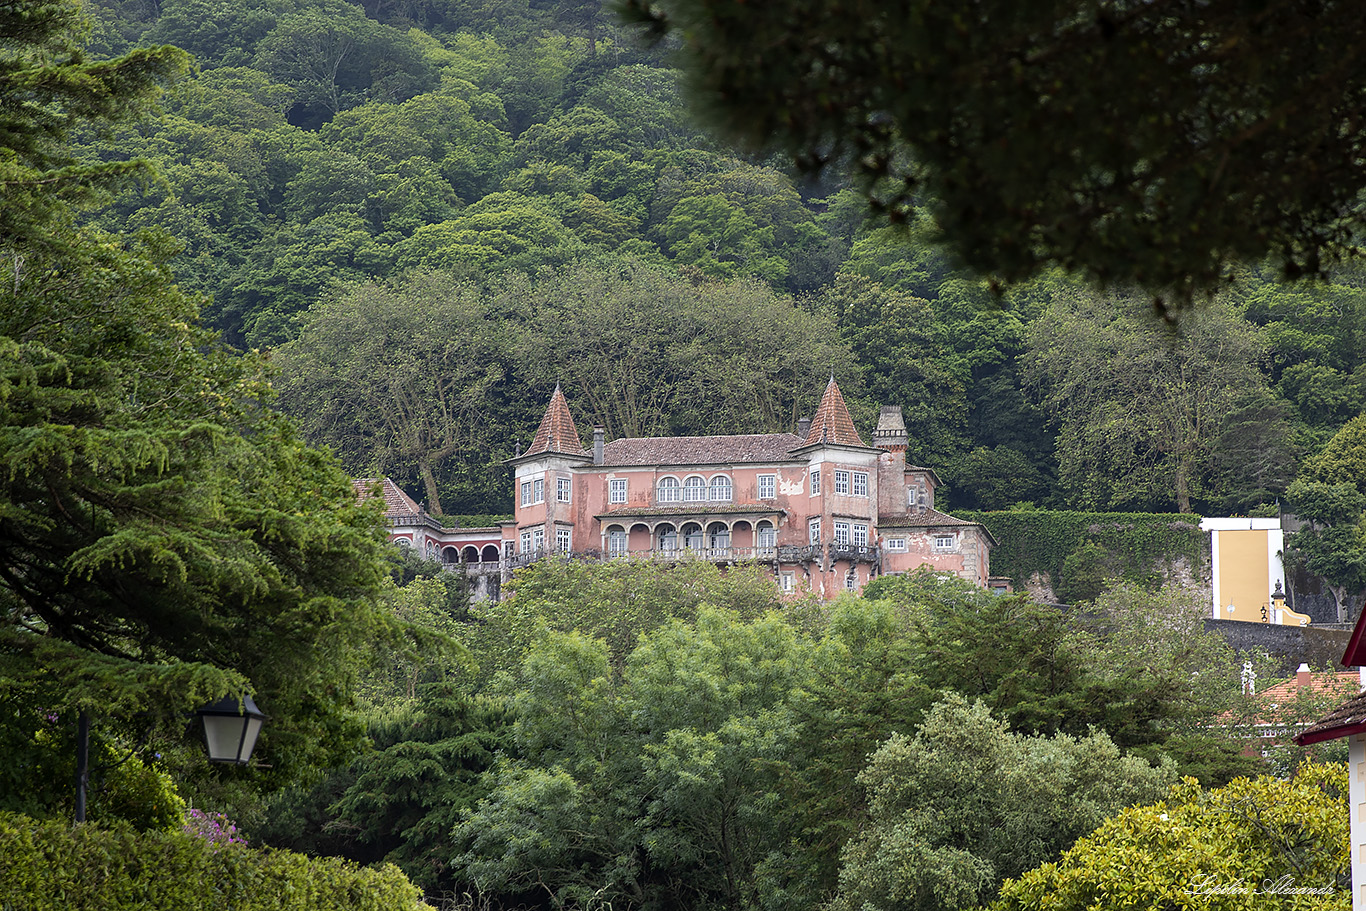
xmin=873 ymin=405 xmax=909 ymax=452
xmin=797 ymin=416 xmax=811 ymax=439
xmin=1296 ymin=662 xmax=1312 ymax=688
xmin=593 ymin=427 xmax=604 ymax=465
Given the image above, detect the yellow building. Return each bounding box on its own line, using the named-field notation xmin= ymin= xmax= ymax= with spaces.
xmin=1200 ymin=517 xmax=1310 ymax=626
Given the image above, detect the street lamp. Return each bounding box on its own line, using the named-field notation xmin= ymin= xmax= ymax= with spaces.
xmin=1271 ymin=580 xmax=1286 ymax=623
xmin=73 ymin=694 xmax=266 ymax=825
xmin=196 ymin=694 xmax=266 ymax=765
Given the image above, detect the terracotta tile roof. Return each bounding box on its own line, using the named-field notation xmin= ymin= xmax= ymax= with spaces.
xmin=1258 ymin=670 xmax=1360 ymax=705
xmin=354 ymin=477 xmax=424 ymax=518
xmin=878 ymin=508 xmax=999 ymax=545
xmin=803 ymin=377 xmax=866 ymax=447
xmin=878 ymin=508 xmax=975 ymax=529
xmin=525 ymin=385 xmax=588 ymax=457
xmin=602 ymin=434 xmax=806 ymax=466
xmin=1295 ymin=688 xmax=1366 ymax=745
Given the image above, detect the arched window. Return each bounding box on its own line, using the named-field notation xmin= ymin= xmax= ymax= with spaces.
xmin=707 ymin=522 xmax=730 ymax=552
xmin=709 ymin=475 xmax=732 ymax=502
xmin=756 ymin=521 xmax=777 ymax=553
xmin=657 ymin=523 xmax=678 ymax=552
xmin=607 ymin=525 xmax=628 ymax=557
xmin=481 ymin=544 xmax=501 ymax=563
xmin=658 ymin=476 xmax=681 ymax=503
xmin=462 ymin=546 xmax=479 ymax=564
xmin=442 ymin=546 xmax=460 ymax=564
xmin=683 ymin=476 xmax=707 ymax=502
xmin=682 ymin=522 xmax=704 ymax=550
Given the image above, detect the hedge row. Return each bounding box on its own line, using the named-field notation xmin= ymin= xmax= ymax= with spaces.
xmin=0 ymin=813 xmax=428 ymax=911
xmin=958 ymin=509 xmax=1207 ymax=591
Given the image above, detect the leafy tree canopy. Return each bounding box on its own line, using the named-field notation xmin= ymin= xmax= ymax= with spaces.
xmin=626 ymin=0 xmax=1366 ymax=302
xmin=0 ymin=0 xmax=188 ymax=252
xmin=833 ymin=694 xmax=1174 ymax=911
xmin=0 ymin=0 xmax=419 ymax=823
xmin=992 ymin=762 xmax=1350 ymax=911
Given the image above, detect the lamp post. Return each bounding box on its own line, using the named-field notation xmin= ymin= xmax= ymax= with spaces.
xmin=1271 ymin=580 xmax=1286 ymax=624
xmin=196 ymin=694 xmax=266 ymax=765
xmin=73 ymin=695 xmax=265 ymax=825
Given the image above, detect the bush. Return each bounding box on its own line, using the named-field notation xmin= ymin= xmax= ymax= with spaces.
xmin=0 ymin=812 xmax=428 ymax=910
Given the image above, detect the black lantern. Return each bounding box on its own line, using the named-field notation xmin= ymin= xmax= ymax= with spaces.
xmin=196 ymin=694 xmax=266 ymax=764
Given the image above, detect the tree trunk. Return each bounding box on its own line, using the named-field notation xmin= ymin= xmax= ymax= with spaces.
xmin=420 ymin=464 xmax=443 ymax=516
xmin=1174 ymin=462 xmax=1192 ymax=514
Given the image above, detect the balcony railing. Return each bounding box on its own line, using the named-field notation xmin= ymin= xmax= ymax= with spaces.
xmin=441 ymin=560 xmax=502 ymax=574
xmin=827 ymin=544 xmax=880 ymax=564
xmin=473 ymin=543 xmax=880 ymax=572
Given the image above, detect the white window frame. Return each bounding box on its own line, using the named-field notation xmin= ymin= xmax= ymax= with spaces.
xmin=886 ymin=537 xmax=908 ymax=552
xmin=757 ymin=474 xmax=776 ymax=499
xmin=683 ymin=475 xmax=707 ymax=502
xmin=520 ymin=481 xmax=532 ymax=507
xmin=556 ymin=526 xmax=572 ymax=552
xmin=808 ymin=517 xmax=821 ymax=544
xmin=709 ymin=475 xmax=732 ymax=502
xmin=609 ymin=478 xmax=627 ymax=504
xmin=532 ymin=527 xmax=545 ymax=552
xmin=658 ymin=476 xmax=681 ymax=503
xmin=845 ymin=568 xmax=858 ymax=590
xmin=533 ymin=478 xmax=544 ymax=504
xmin=757 ymin=522 xmax=777 ymax=549
xmin=781 ymin=572 xmax=795 ymax=593
xmin=852 ymin=523 xmax=869 ymax=547
xmin=607 ymin=526 xmax=628 ymax=556
xmin=834 ymin=521 xmax=851 ymax=545
xmin=520 ymin=530 xmax=531 ymax=553
xmin=934 ymin=533 xmax=956 ymax=552
xmin=810 ymin=469 xmax=821 ymax=495
xmin=852 ymin=471 xmax=868 ymax=497
xmin=834 ymin=470 xmax=850 ymax=495
xmin=557 ymin=477 xmax=571 ymax=503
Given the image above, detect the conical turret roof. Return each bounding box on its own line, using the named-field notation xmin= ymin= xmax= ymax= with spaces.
xmin=803 ymin=377 xmax=866 ymax=447
xmin=525 ymin=385 xmax=588 ymax=457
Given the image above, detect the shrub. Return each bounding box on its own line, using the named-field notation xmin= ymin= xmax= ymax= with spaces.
xmin=0 ymin=812 xmax=428 ymax=910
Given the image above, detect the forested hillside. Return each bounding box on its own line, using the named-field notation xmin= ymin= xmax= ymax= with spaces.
xmin=77 ymin=0 xmax=1366 ymax=516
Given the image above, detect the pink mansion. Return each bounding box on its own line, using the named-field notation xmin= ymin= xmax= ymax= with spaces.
xmin=359 ymin=379 xmax=995 ymax=600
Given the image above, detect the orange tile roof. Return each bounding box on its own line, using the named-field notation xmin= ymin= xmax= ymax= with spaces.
xmin=353 ymin=477 xmax=424 ymax=518
xmin=803 ymin=377 xmax=866 ymax=447
xmin=603 ymin=433 xmax=806 ymax=466
xmin=525 ymin=385 xmax=588 ymax=457
xmin=1257 ymin=669 xmax=1360 ymax=705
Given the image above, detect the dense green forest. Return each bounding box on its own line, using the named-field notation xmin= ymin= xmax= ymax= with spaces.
xmin=4 ymin=4 xmax=1364 ymax=909
xmin=71 ymin=0 xmax=1366 ymax=518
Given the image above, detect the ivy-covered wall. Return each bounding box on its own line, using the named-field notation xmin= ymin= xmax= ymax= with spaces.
xmin=958 ymin=510 xmax=1208 ymax=602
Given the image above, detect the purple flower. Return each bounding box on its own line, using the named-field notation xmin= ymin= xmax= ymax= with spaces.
xmin=183 ymin=809 xmax=249 ymax=848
